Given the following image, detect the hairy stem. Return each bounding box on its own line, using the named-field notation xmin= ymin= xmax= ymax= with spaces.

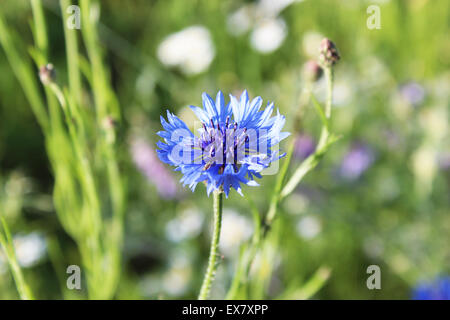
xmin=198 ymin=191 xmax=223 ymax=300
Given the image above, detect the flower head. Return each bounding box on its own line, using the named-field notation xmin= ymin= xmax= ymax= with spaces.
xmin=319 ymin=38 xmax=340 ymax=68
xmin=157 ymin=90 xmax=289 ymax=197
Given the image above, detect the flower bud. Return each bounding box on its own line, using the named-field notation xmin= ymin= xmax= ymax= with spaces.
xmin=102 ymin=115 xmax=117 ymax=130
xmin=102 ymin=116 xmax=117 ymax=144
xmin=319 ymin=38 xmax=340 ymax=67
xmin=302 ymin=60 xmax=323 ymax=82
xmin=39 ymin=63 xmax=56 ymax=85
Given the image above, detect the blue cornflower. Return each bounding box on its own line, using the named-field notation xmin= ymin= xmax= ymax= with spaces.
xmin=412 ymin=277 xmax=450 ymax=300
xmin=156 ymin=90 xmax=289 ymax=197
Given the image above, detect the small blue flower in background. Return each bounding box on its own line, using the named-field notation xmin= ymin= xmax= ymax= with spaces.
xmin=157 ymin=90 xmax=289 ymax=197
xmin=412 ymin=277 xmax=450 ymax=300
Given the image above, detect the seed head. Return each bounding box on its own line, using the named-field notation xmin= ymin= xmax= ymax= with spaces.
xmin=319 ymin=38 xmax=340 ymax=68
xmin=39 ymin=63 xmax=56 ymax=85
xmin=302 ymin=60 xmax=323 ymax=82
xmin=102 ymin=115 xmax=117 ymax=130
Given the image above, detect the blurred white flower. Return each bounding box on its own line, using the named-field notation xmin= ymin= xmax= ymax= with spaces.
xmin=257 ymin=0 xmax=303 ymax=17
xmin=157 ymin=25 xmax=215 ymax=75
xmin=333 ymin=81 xmax=353 ymax=106
xmin=227 ymin=6 xmax=253 ymax=36
xmin=419 ymin=106 xmax=448 ymax=143
xmin=365 ymin=0 xmax=391 ymax=3
xmin=284 ymin=193 xmax=309 ymax=215
xmin=227 ymin=0 xmax=301 ymax=37
xmin=227 ymin=0 xmax=302 ymax=52
xmin=313 ymin=73 xmax=354 ymax=107
xmin=429 ymin=73 xmax=450 ymax=103
xmin=0 ymin=253 xmax=6 ymax=274
xmin=219 ymin=209 xmax=253 ymax=256
xmin=5 ymin=173 xmax=32 ymax=197
xmin=13 ymin=232 xmax=47 ymax=268
xmin=411 ymin=146 xmax=437 ymax=193
xmin=162 ymin=255 xmax=191 ymax=296
xmin=359 ymin=55 xmax=391 ymax=89
xmin=302 ymin=31 xmax=325 ymax=58
xmin=363 ymin=236 xmax=384 ymax=258
xmin=139 ymin=251 xmax=192 ymax=297
xmin=165 ymin=208 xmax=204 ymax=242
xmin=296 ymin=215 xmax=321 ymax=240
xmin=162 ymin=266 xmax=190 ymax=296
xmin=250 ymin=18 xmax=287 ymax=54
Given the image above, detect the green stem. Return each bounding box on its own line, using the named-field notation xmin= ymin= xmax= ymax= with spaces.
xmin=324 ymin=67 xmax=333 ymax=119
xmin=0 ymin=12 xmax=49 ymax=132
xmin=60 ymin=0 xmax=82 ymax=107
xmin=264 ymin=81 xmax=315 ymax=232
xmin=280 ymin=66 xmax=334 ymax=198
xmin=265 ymin=140 xmax=295 ymax=230
xmin=198 ymin=191 xmax=223 ymax=300
xmin=30 ymin=0 xmax=48 ymax=60
xmin=0 ymin=217 xmax=35 ymax=300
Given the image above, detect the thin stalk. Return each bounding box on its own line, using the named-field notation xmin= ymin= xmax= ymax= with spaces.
xmin=60 ymin=0 xmax=82 ymax=107
xmin=265 ymin=79 xmax=316 ymax=231
xmin=225 ymin=245 xmax=247 ymax=300
xmin=265 ymin=140 xmax=295 ymax=230
xmin=30 ymin=0 xmax=61 ymax=134
xmin=30 ymin=0 xmax=48 ymax=60
xmin=0 ymin=12 xmax=48 ymax=132
xmin=198 ymin=191 xmax=223 ymax=300
xmin=80 ymin=0 xmax=117 ymax=121
xmin=281 ymin=66 xmax=334 ymax=198
xmin=0 ymin=217 xmax=35 ymax=300
xmin=324 ymin=67 xmax=333 ymax=119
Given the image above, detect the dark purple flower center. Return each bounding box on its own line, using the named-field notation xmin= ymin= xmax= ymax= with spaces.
xmin=199 ymin=116 xmax=249 ymax=173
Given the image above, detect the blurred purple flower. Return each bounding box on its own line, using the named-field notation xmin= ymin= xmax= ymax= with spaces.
xmin=399 ymin=82 xmax=425 ymax=106
xmin=339 ymin=142 xmax=374 ymax=181
xmin=131 ymin=138 xmax=178 ymax=199
xmin=438 ymin=152 xmax=450 ymax=170
xmin=293 ymin=134 xmax=316 ymax=160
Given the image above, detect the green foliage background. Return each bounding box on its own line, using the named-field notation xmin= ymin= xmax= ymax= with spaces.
xmin=0 ymin=0 xmax=448 ymax=299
